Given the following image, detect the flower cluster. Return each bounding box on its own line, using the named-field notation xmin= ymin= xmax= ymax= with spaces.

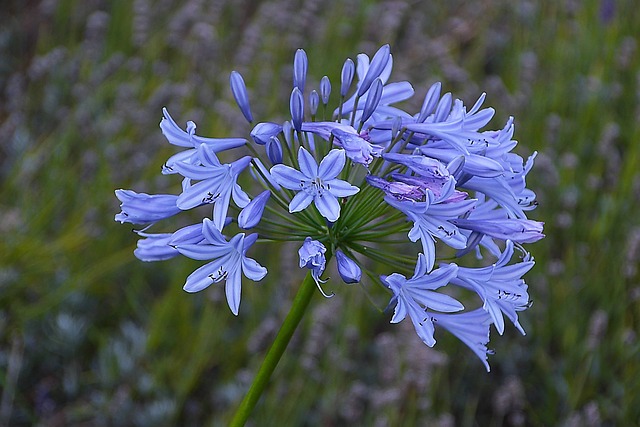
xmin=116 ymin=45 xmax=543 ymax=370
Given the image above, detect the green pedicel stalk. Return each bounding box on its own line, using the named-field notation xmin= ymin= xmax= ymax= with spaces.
xmin=229 ymin=268 xmax=326 ymax=426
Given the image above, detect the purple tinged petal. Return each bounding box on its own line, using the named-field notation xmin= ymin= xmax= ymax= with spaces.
xmin=419 ymin=147 xmax=504 ymax=178
xmin=320 ymin=76 xmax=331 ymax=104
xmin=293 ymin=49 xmax=308 ymax=92
xmin=176 ymin=180 xmax=219 ymax=210
xmin=162 ymin=149 xmax=196 ymax=175
xmin=340 ymin=58 xmax=355 ymax=97
xmin=331 ymin=128 xmax=381 ymax=166
xmin=335 ymin=250 xmax=362 ymax=284
xmin=230 ymin=71 xmax=253 ymax=123
xmin=290 ymin=87 xmax=304 ymax=131
xmin=250 ymin=122 xmax=282 ymax=145
xmin=238 ymin=190 xmax=270 ymax=229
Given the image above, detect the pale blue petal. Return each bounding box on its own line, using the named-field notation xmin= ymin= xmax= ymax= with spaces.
xmin=314 ymin=193 xmax=340 ymax=222
xmin=270 ymin=164 xmax=307 ymax=190
xmin=297 ymin=147 xmax=318 ymax=178
xmin=242 ymin=257 xmax=268 ymax=281
xmin=225 ymin=266 xmax=243 ymax=315
xmin=289 ymin=191 xmax=314 ymax=213
xmin=325 ymin=179 xmax=359 ymax=197
xmin=318 ymin=149 xmax=346 ymax=180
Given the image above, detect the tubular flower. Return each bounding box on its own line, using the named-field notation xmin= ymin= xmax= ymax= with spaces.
xmin=116 ymin=45 xmax=544 ymax=369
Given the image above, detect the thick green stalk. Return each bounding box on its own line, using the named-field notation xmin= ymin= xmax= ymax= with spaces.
xmin=229 ymin=268 xmax=325 ymax=426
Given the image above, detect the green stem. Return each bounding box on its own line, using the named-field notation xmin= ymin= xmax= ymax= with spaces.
xmin=229 ymin=269 xmax=325 ymax=426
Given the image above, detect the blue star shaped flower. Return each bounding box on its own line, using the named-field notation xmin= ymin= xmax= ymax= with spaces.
xmin=173 ymin=218 xmax=267 ymax=315
xmin=270 ymin=147 xmax=359 ymax=222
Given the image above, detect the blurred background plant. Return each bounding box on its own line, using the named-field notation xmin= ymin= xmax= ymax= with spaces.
xmin=1 ymin=0 xmax=638 ymax=425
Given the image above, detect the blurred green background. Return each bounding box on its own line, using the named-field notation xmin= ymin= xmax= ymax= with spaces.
xmin=1 ymin=0 xmax=639 ymax=425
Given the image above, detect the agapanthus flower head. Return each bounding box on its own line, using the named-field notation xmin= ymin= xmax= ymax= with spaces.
xmin=116 ymin=45 xmax=544 ymax=370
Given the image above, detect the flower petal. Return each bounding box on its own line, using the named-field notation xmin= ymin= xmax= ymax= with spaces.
xmin=314 ymin=193 xmax=340 ymax=222
xmin=289 ymin=191 xmax=314 ymax=213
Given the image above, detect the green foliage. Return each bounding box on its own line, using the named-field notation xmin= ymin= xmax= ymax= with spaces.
xmin=1 ymin=0 xmax=638 ymax=425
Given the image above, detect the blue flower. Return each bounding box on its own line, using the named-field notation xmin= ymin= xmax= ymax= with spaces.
xmin=173 ymin=144 xmax=251 ymax=230
xmin=159 ymin=108 xmax=246 ymax=174
xmin=429 ymin=308 xmax=494 ymax=372
xmin=114 ymin=190 xmax=181 ymax=224
xmin=382 ymin=256 xmax=460 ymax=347
xmin=133 ymin=223 xmax=204 ymax=262
xmin=450 ymin=240 xmax=535 ymax=335
xmin=270 ymin=147 xmax=359 ymax=222
xmin=385 ymin=177 xmax=476 ymax=270
xmin=302 ymin=121 xmax=384 ymax=166
xmin=450 ymin=217 xmax=545 ymax=244
xmin=173 ymin=219 xmax=267 ymax=315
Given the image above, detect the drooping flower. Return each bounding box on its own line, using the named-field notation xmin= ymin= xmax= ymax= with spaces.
xmin=114 ymin=190 xmax=181 ymax=224
xmin=270 ymin=147 xmax=359 ymax=222
xmin=429 ymin=308 xmax=494 ymax=372
xmin=450 ymin=240 xmax=534 ymax=335
xmin=133 ymin=223 xmax=204 ymax=262
xmin=382 ymin=256 xmax=460 ymax=347
xmin=173 ymin=218 xmax=267 ymax=315
xmin=298 ymin=237 xmax=329 ymax=294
